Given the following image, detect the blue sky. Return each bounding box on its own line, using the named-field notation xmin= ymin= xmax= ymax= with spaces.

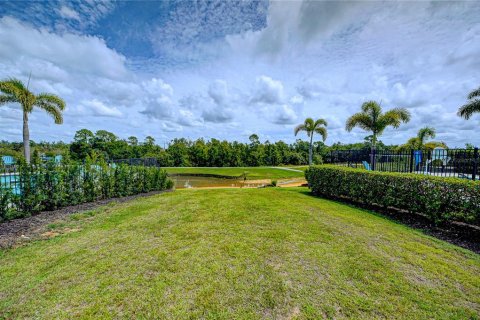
xmin=0 ymin=1 xmax=479 ymax=147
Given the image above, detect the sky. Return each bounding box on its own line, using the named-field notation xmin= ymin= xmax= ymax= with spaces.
xmin=0 ymin=0 xmax=479 ymax=147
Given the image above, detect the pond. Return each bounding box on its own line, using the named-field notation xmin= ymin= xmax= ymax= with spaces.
xmin=171 ymin=175 xmax=268 ymax=189
xmin=0 ymin=174 xmax=270 ymax=194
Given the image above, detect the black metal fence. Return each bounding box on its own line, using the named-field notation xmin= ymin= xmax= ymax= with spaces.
xmin=325 ymin=148 xmax=480 ymax=180
xmin=108 ymin=157 xmax=159 ymax=167
xmin=0 ymin=158 xmax=161 ymax=196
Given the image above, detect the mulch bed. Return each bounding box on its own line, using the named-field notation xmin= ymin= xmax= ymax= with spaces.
xmin=0 ymin=190 xmax=173 ymax=249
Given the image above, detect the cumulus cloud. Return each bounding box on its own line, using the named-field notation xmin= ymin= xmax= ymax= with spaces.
xmin=177 ymin=109 xmax=203 ymax=127
xmin=140 ymin=78 xmax=176 ymax=120
xmin=74 ymin=99 xmax=123 ymax=118
xmin=272 ymin=105 xmax=298 ymax=125
xmin=0 ymin=17 xmax=127 ymax=80
xmin=1 ymin=1 xmax=479 ymax=146
xmin=250 ymin=76 xmax=285 ymax=105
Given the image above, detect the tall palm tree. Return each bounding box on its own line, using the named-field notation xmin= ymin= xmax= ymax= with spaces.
xmin=294 ymin=117 xmax=327 ymax=165
xmin=0 ymin=78 xmax=65 ymax=163
xmin=458 ymin=87 xmax=480 ymax=120
xmin=346 ymin=100 xmax=411 ymax=151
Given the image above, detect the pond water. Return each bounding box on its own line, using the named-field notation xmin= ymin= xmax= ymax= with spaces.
xmin=171 ymin=175 xmax=268 ymax=189
xmin=0 ymin=174 xmax=269 ymax=195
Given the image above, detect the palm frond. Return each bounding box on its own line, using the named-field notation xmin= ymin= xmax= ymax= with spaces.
xmin=381 ymin=108 xmax=411 ymax=128
xmin=294 ymin=124 xmax=306 ymax=136
xmin=457 ymin=99 xmax=480 ymax=120
xmin=304 ymin=117 xmax=314 ymax=130
xmin=314 ymin=118 xmax=327 ymax=127
xmin=361 ymin=100 xmax=381 ymax=115
xmin=345 ymin=113 xmax=372 ymax=132
xmin=467 ymin=87 xmax=480 ymax=100
xmin=35 ymin=93 xmax=66 ymax=111
xmin=314 ymin=127 xmax=327 ymax=141
xmin=35 ymin=101 xmax=64 ymax=124
xmin=417 ymin=126 xmax=435 ymax=142
xmin=0 ymin=94 xmax=17 ymax=105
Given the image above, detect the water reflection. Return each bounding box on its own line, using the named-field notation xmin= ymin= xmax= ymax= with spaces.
xmin=171 ymin=175 xmax=267 ymax=189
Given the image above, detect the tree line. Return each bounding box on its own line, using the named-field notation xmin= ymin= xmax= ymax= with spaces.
xmin=0 ymin=129 xmax=395 ymax=166
xmin=1 ymin=77 xmax=479 ymax=165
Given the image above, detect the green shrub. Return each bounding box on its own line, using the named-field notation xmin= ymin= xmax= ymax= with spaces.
xmin=0 ymin=162 xmax=172 ymax=221
xmin=305 ymin=165 xmax=480 ymax=225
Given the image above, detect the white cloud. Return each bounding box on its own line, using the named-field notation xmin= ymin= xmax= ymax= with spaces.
xmin=58 ymin=6 xmax=81 ymax=21
xmin=73 ymin=99 xmax=123 ymax=118
xmin=1 ymin=2 xmax=480 ymax=146
xmin=177 ymin=109 xmax=203 ymax=127
xmin=250 ymin=76 xmax=285 ymax=105
xmin=0 ymin=17 xmax=127 ymax=80
xmin=272 ymin=104 xmax=298 ymax=125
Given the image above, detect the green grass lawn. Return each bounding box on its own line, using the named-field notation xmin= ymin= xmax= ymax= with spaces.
xmin=0 ymin=188 xmax=479 ymax=319
xmin=164 ymin=166 xmax=305 ymax=180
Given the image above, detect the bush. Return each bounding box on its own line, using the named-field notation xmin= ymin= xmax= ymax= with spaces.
xmin=0 ymin=162 xmax=173 ymax=221
xmin=305 ymin=165 xmax=480 ymax=225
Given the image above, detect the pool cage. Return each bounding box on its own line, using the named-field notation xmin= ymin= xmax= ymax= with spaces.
xmin=325 ymin=148 xmax=479 ymax=180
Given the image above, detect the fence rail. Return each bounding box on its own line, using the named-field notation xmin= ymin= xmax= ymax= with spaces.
xmin=325 ymin=148 xmax=479 ymax=180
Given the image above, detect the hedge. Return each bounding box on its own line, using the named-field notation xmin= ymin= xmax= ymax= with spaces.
xmin=305 ymin=165 xmax=480 ymax=226
xmin=0 ymin=160 xmax=173 ymax=221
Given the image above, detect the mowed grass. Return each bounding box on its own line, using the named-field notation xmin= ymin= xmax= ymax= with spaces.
xmin=0 ymin=188 xmax=479 ymax=319
xmin=164 ymin=166 xmax=304 ymax=180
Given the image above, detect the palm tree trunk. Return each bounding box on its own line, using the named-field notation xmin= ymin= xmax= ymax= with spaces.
xmin=370 ymin=132 xmax=376 ymax=169
xmin=23 ymin=111 xmax=30 ymax=163
xmin=309 ymin=134 xmax=313 ymax=166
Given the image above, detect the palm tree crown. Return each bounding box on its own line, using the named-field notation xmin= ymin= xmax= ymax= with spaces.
xmin=294 ymin=117 xmax=327 ymax=165
xmin=416 ymin=126 xmax=436 ymax=149
xmin=345 ymin=100 xmax=410 ymax=149
xmin=0 ymin=78 xmax=65 ymax=162
xmin=457 ymin=87 xmax=480 ymax=120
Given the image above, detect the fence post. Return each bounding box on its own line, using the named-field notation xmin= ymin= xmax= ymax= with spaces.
xmin=409 ymin=149 xmax=414 ymax=173
xmin=473 ymin=147 xmax=479 ymax=181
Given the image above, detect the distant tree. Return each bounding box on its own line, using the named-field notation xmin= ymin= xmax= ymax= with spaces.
xmin=144 ymin=136 xmax=155 ymax=146
xmin=399 ymin=127 xmax=436 ymax=151
xmin=346 ymin=100 xmax=410 ymax=151
xmin=294 ymin=118 xmax=327 ymax=165
xmin=466 ymin=143 xmax=475 ymax=150
xmin=248 ymin=134 xmax=260 ymax=146
xmin=457 ymin=87 xmax=480 ymax=120
xmin=0 ymin=78 xmax=65 ymax=162
xmin=416 ymin=127 xmax=436 ymax=149
xmin=127 ymin=136 xmax=138 ymax=146
xmin=167 ymin=138 xmax=191 ymax=166
xmin=74 ymin=129 xmax=95 ymax=144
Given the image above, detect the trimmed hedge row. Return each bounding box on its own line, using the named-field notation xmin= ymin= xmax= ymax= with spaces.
xmin=0 ymin=161 xmax=173 ymax=221
xmin=305 ymin=165 xmax=480 ymax=225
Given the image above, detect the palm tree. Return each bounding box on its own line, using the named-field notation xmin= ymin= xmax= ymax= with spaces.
xmin=400 ymin=126 xmax=436 ymax=151
xmin=415 ymin=126 xmax=436 ymax=149
xmin=0 ymin=78 xmax=65 ymax=163
xmin=458 ymin=87 xmax=480 ymax=120
xmin=346 ymin=100 xmax=411 ymax=151
xmin=294 ymin=118 xmax=327 ymax=165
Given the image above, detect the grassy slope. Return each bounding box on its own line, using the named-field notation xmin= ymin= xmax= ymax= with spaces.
xmin=164 ymin=166 xmax=304 ymax=180
xmin=0 ymin=188 xmax=479 ymax=319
